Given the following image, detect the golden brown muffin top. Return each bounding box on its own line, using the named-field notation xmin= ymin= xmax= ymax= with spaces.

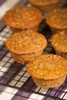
xmin=5 ymin=30 xmax=47 ymax=54
xmin=27 ymin=54 xmax=67 ymax=80
xmin=46 ymin=8 xmax=67 ymax=29
xmin=29 ymin=0 xmax=60 ymax=6
xmin=3 ymin=6 xmax=42 ymax=29
xmin=51 ymin=31 xmax=67 ymax=52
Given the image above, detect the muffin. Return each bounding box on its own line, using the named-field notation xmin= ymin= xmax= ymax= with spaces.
xmin=46 ymin=8 xmax=67 ymax=33
xmin=3 ymin=6 xmax=42 ymax=33
xmin=51 ymin=31 xmax=67 ymax=59
xmin=27 ymin=54 xmax=67 ymax=88
xmin=5 ymin=30 xmax=47 ymax=64
xmin=29 ymin=0 xmax=61 ymax=14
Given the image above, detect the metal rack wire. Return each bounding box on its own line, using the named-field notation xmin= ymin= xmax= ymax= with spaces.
xmin=0 ymin=0 xmax=67 ymax=100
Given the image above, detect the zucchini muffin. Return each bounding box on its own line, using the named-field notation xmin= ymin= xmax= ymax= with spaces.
xmin=5 ymin=30 xmax=47 ymax=64
xmin=29 ymin=0 xmax=61 ymax=13
xmin=27 ymin=54 xmax=67 ymax=88
xmin=46 ymin=8 xmax=67 ymax=33
xmin=51 ymin=31 xmax=67 ymax=59
xmin=3 ymin=6 xmax=42 ymax=33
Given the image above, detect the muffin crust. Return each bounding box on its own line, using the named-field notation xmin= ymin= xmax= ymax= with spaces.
xmin=11 ymin=50 xmax=43 ymax=64
xmin=5 ymin=30 xmax=47 ymax=64
xmin=46 ymin=8 xmax=67 ymax=29
xmin=29 ymin=0 xmax=60 ymax=14
xmin=27 ymin=54 xmax=67 ymax=80
xmin=29 ymin=0 xmax=60 ymax=6
xmin=3 ymin=6 xmax=42 ymax=30
xmin=33 ymin=76 xmax=66 ymax=88
xmin=51 ymin=31 xmax=67 ymax=52
xmin=5 ymin=30 xmax=47 ymax=54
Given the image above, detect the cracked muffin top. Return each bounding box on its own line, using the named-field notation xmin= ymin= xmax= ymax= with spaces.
xmin=27 ymin=54 xmax=67 ymax=80
xmin=29 ymin=0 xmax=60 ymax=6
xmin=46 ymin=8 xmax=67 ymax=29
xmin=3 ymin=6 xmax=42 ymax=29
xmin=51 ymin=31 xmax=67 ymax=52
xmin=5 ymin=30 xmax=47 ymax=54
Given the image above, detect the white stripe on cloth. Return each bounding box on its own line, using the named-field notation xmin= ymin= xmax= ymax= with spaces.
xmin=0 ymin=87 xmax=18 ymax=100
xmin=0 ymin=0 xmax=20 ymax=19
xmin=28 ymin=88 xmax=48 ymax=100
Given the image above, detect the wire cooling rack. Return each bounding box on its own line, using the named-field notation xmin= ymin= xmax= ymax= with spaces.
xmin=0 ymin=0 xmax=67 ymax=100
